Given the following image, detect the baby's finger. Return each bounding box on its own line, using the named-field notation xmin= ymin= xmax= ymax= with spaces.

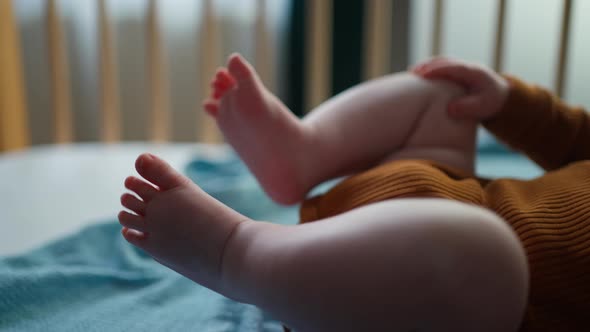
xmin=409 ymin=62 xmax=427 ymax=73
xmin=409 ymin=56 xmax=445 ymax=69
xmin=420 ymin=65 xmax=484 ymax=91
xmin=410 ymin=56 xmax=453 ymax=73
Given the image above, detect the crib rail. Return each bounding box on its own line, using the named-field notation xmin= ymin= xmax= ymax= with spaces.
xmin=0 ymin=0 xmax=578 ymax=152
xmin=98 ymin=0 xmax=120 ymax=143
xmin=48 ymin=0 xmax=72 ymax=143
xmin=0 ymin=0 xmax=28 ymax=151
xmin=147 ymin=0 xmax=169 ymax=142
xmin=555 ymin=0 xmax=573 ymax=98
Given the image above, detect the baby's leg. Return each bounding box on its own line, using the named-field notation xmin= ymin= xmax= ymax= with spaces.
xmin=205 ymin=54 xmax=475 ymax=205
xmin=224 ymin=199 xmax=529 ymax=332
xmin=302 ymin=74 xmax=477 ymax=181
xmin=119 ymin=153 xmax=248 ymax=294
xmin=204 ymin=55 xmax=308 ymax=205
xmin=119 ymin=155 xmax=527 ymax=332
xmin=119 ymin=155 xmax=528 ymax=332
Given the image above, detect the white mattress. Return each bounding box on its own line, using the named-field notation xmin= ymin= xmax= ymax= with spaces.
xmin=0 ymin=143 xmax=229 ymax=256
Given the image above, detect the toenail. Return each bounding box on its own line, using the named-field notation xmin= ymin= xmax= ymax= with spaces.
xmin=143 ymin=154 xmax=155 ymax=163
xmin=138 ymin=154 xmax=152 ymax=168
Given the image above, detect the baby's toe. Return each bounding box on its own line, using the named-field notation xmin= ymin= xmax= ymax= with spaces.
xmin=215 ymin=69 xmax=236 ymax=89
xmin=135 ymin=153 xmax=190 ymax=191
xmin=210 ymin=76 xmax=235 ymax=100
xmin=118 ymin=210 xmax=148 ymax=233
xmin=227 ymin=53 xmax=257 ymax=83
xmin=203 ymin=99 xmax=219 ymax=117
xmin=121 ymin=227 xmax=148 ymax=246
xmin=125 ymin=176 xmax=158 ymax=202
xmin=121 ymin=193 xmax=146 ymax=216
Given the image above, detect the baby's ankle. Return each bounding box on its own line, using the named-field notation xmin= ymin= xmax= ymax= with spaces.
xmin=218 ymin=220 xmax=281 ymax=302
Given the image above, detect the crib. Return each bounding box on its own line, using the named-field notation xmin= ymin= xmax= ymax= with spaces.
xmin=1 ymin=0 xmax=583 ymax=152
xmin=0 ymin=0 xmax=586 ymax=330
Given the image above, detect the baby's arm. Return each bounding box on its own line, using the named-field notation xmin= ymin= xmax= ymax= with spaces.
xmin=485 ymin=76 xmax=590 ymax=170
xmin=414 ymin=57 xmax=590 ymax=171
xmin=301 ymin=73 xmax=478 ymax=186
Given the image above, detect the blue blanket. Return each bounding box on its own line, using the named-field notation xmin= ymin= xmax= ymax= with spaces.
xmin=0 ymin=154 xmax=299 ymax=332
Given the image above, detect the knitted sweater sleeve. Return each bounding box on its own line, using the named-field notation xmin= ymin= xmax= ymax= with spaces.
xmin=483 ymin=75 xmax=590 ymax=171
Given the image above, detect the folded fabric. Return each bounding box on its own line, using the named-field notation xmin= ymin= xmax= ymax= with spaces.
xmin=184 ymin=153 xmax=299 ymax=224
xmin=0 ymin=153 xmax=298 ymax=332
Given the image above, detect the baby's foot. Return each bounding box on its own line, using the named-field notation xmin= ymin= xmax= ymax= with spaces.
xmin=118 ymin=153 xmax=251 ymax=295
xmin=202 ymin=54 xmax=311 ymax=205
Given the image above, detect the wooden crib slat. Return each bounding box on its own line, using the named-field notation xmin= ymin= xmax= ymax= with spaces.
xmin=492 ymin=0 xmax=507 ymax=72
xmin=98 ymin=0 xmax=120 ymax=142
xmin=304 ymin=0 xmax=333 ymax=112
xmin=0 ymin=0 xmax=29 ymax=151
xmin=47 ymin=0 xmax=73 ymax=143
xmin=362 ymin=0 xmax=392 ymax=80
xmin=255 ymin=0 xmax=275 ymax=92
xmin=431 ymin=0 xmax=444 ymax=56
xmin=197 ymin=0 xmax=222 ymax=143
xmin=147 ymin=0 xmax=170 ymax=142
xmin=555 ymin=0 xmax=573 ymax=98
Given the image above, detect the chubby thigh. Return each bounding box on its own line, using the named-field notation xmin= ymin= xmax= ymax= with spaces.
xmin=382 ymin=75 xmax=479 ymax=174
xmin=227 ymin=198 xmax=529 ymax=332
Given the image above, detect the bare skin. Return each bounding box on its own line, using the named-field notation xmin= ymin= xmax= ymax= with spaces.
xmin=119 ymin=154 xmax=246 ymax=294
xmin=204 ymin=54 xmax=478 ymax=205
xmin=120 ymin=154 xmax=528 ymax=332
xmin=120 ymin=54 xmax=529 ymax=331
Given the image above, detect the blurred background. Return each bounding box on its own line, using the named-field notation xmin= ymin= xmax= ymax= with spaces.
xmin=6 ymin=0 xmax=590 ymax=147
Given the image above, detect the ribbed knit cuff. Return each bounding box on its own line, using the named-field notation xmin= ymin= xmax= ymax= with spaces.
xmin=482 ymin=74 xmax=543 ymax=140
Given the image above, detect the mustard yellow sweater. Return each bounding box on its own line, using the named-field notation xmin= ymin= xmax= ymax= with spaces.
xmin=299 ymin=76 xmax=590 ymax=332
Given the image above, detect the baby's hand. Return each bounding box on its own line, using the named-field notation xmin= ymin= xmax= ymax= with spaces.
xmin=411 ymin=57 xmax=509 ymax=121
